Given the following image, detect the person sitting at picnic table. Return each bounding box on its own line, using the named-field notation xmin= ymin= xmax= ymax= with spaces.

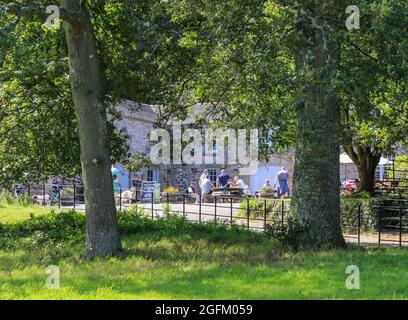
xmin=217 ymin=169 xmax=230 ymax=188
xmin=229 ymin=176 xmax=245 ymax=195
xmin=243 ymin=185 xmax=252 ymax=196
xmin=263 ymin=179 xmax=271 ymax=188
xmin=274 ymin=166 xmax=290 ymax=198
xmin=201 ymin=174 xmax=214 ymax=203
xmin=231 ymin=176 xmax=245 ymax=189
xmin=187 ymin=181 xmax=200 ymax=204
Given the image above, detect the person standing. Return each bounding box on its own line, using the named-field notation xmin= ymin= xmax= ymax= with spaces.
xmin=111 ymin=164 xmax=121 ymax=194
xmin=217 ymin=169 xmax=230 ymax=188
xmin=274 ymin=166 xmax=290 ymax=198
xmin=201 ymin=174 xmax=214 ymax=202
xmin=199 ymin=169 xmax=208 ymax=191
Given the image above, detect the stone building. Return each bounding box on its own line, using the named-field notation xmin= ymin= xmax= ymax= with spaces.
xmin=114 ymin=101 xmax=295 ymax=193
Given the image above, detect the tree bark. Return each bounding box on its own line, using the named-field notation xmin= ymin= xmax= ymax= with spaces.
xmin=291 ymin=5 xmax=345 ymax=249
xmin=60 ymin=0 xmax=122 ymax=257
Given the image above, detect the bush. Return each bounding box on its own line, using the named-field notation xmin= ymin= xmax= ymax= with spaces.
xmin=0 ymin=190 xmax=16 ymax=205
xmin=261 ymin=186 xmax=274 ymax=193
xmin=238 ymin=199 xmax=288 ymax=220
xmin=389 ymin=155 xmax=408 ymax=191
xmin=163 ymin=186 xmax=179 ymax=193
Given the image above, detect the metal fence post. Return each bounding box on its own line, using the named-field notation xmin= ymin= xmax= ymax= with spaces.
xmin=73 ymin=183 xmax=76 ymax=209
xmin=399 ymin=205 xmax=403 ymax=247
xmin=378 ymin=205 xmax=382 ymax=247
xmin=42 ymin=182 xmax=46 ymax=206
xmin=183 ymin=193 xmax=186 ymax=219
xmin=166 ymin=193 xmax=170 ymax=219
xmin=214 ymin=196 xmax=217 ymax=226
xmin=264 ymin=200 xmax=267 ymax=232
xmin=151 ymin=191 xmax=154 ymax=219
xmin=199 ymin=194 xmax=202 ymax=223
xmin=281 ymin=200 xmax=285 ymax=232
xmin=246 ymin=198 xmax=250 ymax=230
xmin=357 ymin=204 xmax=361 ymax=246
xmin=230 ymin=197 xmax=233 ymax=226
xmin=58 ymin=188 xmax=61 ymax=209
xmin=119 ymin=188 xmax=122 ymax=212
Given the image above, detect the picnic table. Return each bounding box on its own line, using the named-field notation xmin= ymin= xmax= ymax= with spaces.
xmin=211 ymin=187 xmax=244 ymax=202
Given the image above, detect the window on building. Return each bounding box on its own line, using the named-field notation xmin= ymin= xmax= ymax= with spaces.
xmin=205 ymin=139 xmax=218 ymax=155
xmin=147 ymin=169 xmax=154 ymax=182
xmin=208 ymin=169 xmax=218 ymax=184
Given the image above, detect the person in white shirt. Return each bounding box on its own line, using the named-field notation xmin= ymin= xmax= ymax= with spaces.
xmin=199 ymin=169 xmax=208 ymax=192
xmin=201 ymin=174 xmax=214 ymax=203
xmin=232 ymin=176 xmax=245 ymax=189
xmin=243 ymin=185 xmax=252 ymax=195
xmin=187 ymin=181 xmax=199 ymax=204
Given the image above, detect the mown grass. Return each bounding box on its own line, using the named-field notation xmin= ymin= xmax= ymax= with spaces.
xmin=1 ymin=200 xmax=408 ymax=300
xmin=0 ymin=203 xmax=51 ymax=224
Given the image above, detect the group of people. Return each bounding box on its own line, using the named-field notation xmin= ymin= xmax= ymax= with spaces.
xmin=187 ymin=169 xmax=252 ymax=203
xmin=262 ymin=166 xmax=291 ymax=199
xmin=112 ymin=162 xmax=291 ymax=202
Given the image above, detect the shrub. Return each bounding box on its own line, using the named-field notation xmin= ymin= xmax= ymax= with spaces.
xmin=238 ymin=199 xmax=288 ymax=220
xmin=261 ymin=186 xmax=274 ymax=193
xmin=163 ymin=186 xmax=180 ymax=193
xmin=0 ymin=190 xmax=15 ymax=205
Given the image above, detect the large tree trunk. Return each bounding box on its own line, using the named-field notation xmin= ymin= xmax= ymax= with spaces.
xmin=61 ymin=0 xmax=122 ymax=257
xmin=343 ymin=145 xmax=381 ymax=195
xmin=291 ymin=4 xmax=345 ymax=249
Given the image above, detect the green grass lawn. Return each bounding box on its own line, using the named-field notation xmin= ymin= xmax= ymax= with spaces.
xmin=0 ymin=203 xmax=51 ymax=224
xmin=1 ymin=202 xmax=408 ymax=300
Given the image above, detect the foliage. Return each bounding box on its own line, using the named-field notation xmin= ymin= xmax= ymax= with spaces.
xmin=0 ymin=1 xmax=131 ymax=186
xmin=389 ymin=156 xmax=408 ymax=188
xmin=260 ymin=186 xmax=274 ymax=194
xmin=162 ymin=186 xmax=180 ymax=193
xmin=123 ymin=153 xmax=152 ymax=173
xmin=238 ymin=199 xmax=288 ymax=219
xmin=340 ymin=199 xmax=380 ymax=231
xmin=0 ymin=190 xmax=15 ymax=205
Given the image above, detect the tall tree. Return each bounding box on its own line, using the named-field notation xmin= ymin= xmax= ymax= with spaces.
xmin=60 ymin=0 xmax=121 ymax=257
xmin=339 ymin=0 xmax=408 ymax=194
xmin=155 ymin=0 xmax=346 ymax=248
xmin=1 ymin=0 xmax=122 ymax=257
xmin=290 ymin=1 xmax=345 ymax=248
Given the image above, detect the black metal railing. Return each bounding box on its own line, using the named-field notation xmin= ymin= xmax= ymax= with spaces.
xmin=10 ymin=183 xmax=408 ymax=247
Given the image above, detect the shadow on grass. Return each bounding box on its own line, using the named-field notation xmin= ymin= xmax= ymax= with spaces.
xmin=3 ymin=247 xmax=408 ymax=299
